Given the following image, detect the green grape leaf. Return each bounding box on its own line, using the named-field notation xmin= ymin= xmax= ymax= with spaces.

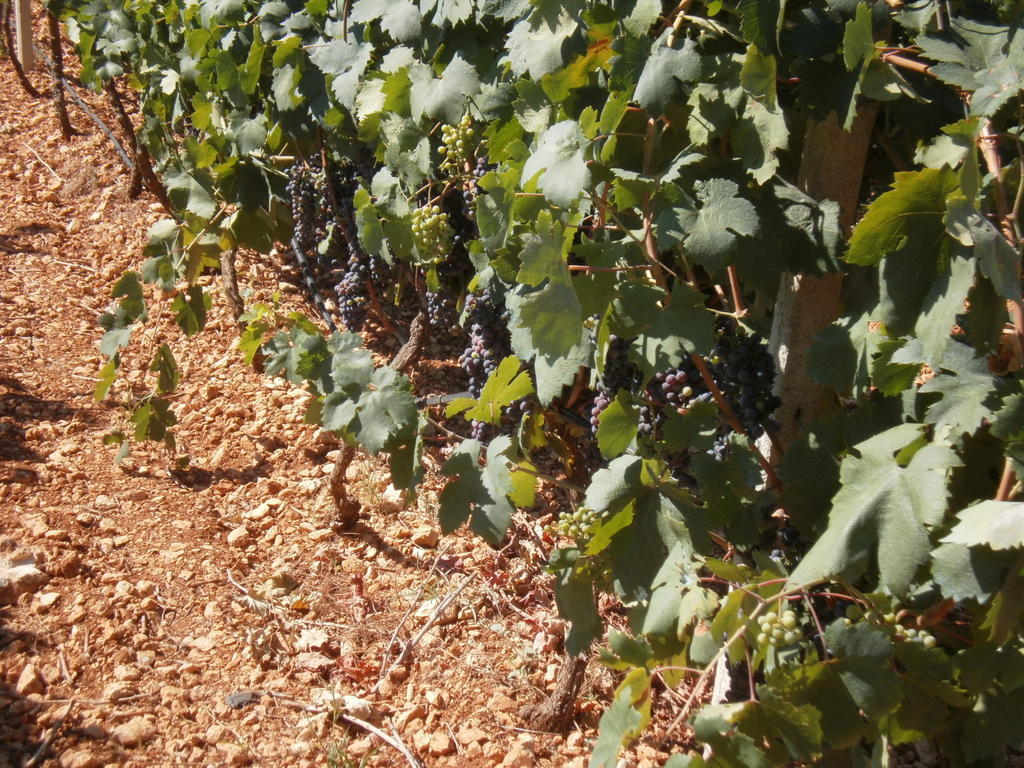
xmin=766 ymin=663 xmax=869 ymax=749
xmin=164 ymin=169 xmax=218 ymax=219
xmin=584 ymin=455 xmax=645 ymax=516
xmin=149 ymin=344 xmax=180 ymax=395
xmin=778 ymin=419 xmax=842 ymax=533
xmin=505 ymin=12 xmax=579 ymax=80
xmin=521 ymin=120 xmax=591 ymax=208
xmin=918 ymin=18 xmax=1023 ymax=117
xmin=683 ymin=178 xmax=759 ymax=274
xmin=633 ymin=35 xmax=701 ymax=114
xmin=962 ymin=688 xmax=1024 ymax=762
xmin=692 ymin=706 xmax=772 ymax=768
xmin=943 ymin=501 xmax=1024 ymax=551
xmin=737 ymin=0 xmax=781 ymax=54
xmin=439 ymin=435 xmax=515 ymax=545
xmin=635 ymin=283 xmax=714 ymax=376
xmin=932 ymin=541 xmax=1013 ymax=602
xmin=733 ymin=97 xmax=788 ymax=185
xmin=171 ymin=286 xmax=210 ymax=337
xmin=842 ymin=2 xmax=875 ymax=71
xmin=95 ymin=358 xmax=118 ymax=401
xmin=408 ymin=55 xmax=480 ymax=123
xmin=946 ymin=196 xmax=1021 ymax=302
xmin=308 ymin=38 xmax=373 ymax=109
xmin=516 ymin=210 xmax=571 ymax=287
xmin=847 ymin=167 xmax=958 ymax=267
xmin=730 ymin=688 xmax=824 ymax=763
xmin=915 ymin=118 xmax=978 ymax=170
xmin=111 ymin=270 xmax=146 ymax=322
xmin=131 ymin=397 xmax=177 ymax=444
xmin=445 ymin=356 xmax=534 ymax=424
xmin=918 ymin=345 xmax=1004 ymax=437
xmin=623 ymin=0 xmax=660 ymax=36
xmin=554 ymin=554 xmax=603 ymax=656
xmin=349 ymin=0 xmax=421 ymax=41
xmin=532 ymin=329 xmax=592 ymax=405
xmin=788 ymin=424 xmax=959 ymax=595
xmin=826 ymin=620 xmax=902 ymax=720
xmin=507 ymin=280 xmax=583 ymax=359
xmin=910 ymin=253 xmax=975 ymax=368
xmin=271 ymin=62 xmax=303 ymax=111
xmin=354 ymin=367 xmax=417 ymax=454
xmin=590 ymin=669 xmax=651 ymax=768
xmin=740 ymin=44 xmax=777 ymax=107
xmin=597 ymin=391 xmax=638 ymax=459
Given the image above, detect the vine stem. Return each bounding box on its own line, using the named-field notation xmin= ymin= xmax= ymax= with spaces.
xmin=880 ymin=52 xmax=934 ymax=77
xmin=689 ymin=353 xmax=781 ymax=489
xmin=641 ymin=117 xmax=670 ymax=292
xmin=802 ymin=592 xmax=829 ymax=659
xmin=567 ymin=264 xmax=652 ymax=273
xmin=725 ymin=265 xmax=747 ymax=317
xmin=980 ymin=118 xmax=1024 ymax=500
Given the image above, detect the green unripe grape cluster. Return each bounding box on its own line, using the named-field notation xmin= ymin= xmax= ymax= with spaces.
xmin=439 ymin=114 xmax=477 ymax=175
xmin=895 ymin=624 xmax=938 ymax=648
xmin=755 ymin=608 xmax=802 ymax=647
xmin=545 ymin=507 xmax=603 ymax=541
xmin=411 ymin=204 xmax=453 ymax=264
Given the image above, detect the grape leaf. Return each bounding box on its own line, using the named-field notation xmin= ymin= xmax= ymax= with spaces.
xmin=516 ymin=210 xmax=571 ymax=286
xmin=408 ymin=55 xmax=480 ymax=124
xmin=729 ymin=688 xmax=824 ymax=763
xmin=919 ymin=344 xmax=1004 ymax=438
xmin=590 ymin=669 xmax=651 ymax=768
xmin=131 ymin=397 xmax=177 ymax=444
xmin=737 ymin=0 xmax=782 ymax=54
xmin=635 ymin=283 xmax=715 ymax=376
xmin=149 ymin=345 xmax=180 ymax=395
xmin=354 ymin=368 xmax=417 ymax=454
xmin=807 ymin=312 xmax=879 ymax=396
xmin=932 ymin=541 xmax=1012 ymax=602
xmin=308 ymin=38 xmax=373 ymax=109
xmin=910 ymin=253 xmax=975 ymax=368
xmin=943 ymin=501 xmax=1024 ymax=551
xmin=683 ymin=178 xmax=759 ymax=274
xmin=171 ymin=286 xmax=210 ymax=337
xmin=733 ymin=96 xmax=788 ymax=185
xmin=788 ymin=424 xmax=959 ymax=595
xmin=439 ymin=436 xmax=515 ymax=545
xmin=507 ymin=280 xmax=583 ymax=359
xmin=962 ymin=688 xmax=1024 ymax=762
xmin=505 ymin=11 xmax=580 ymax=80
xmin=445 ymin=355 xmax=534 ymax=424
xmin=521 ymin=120 xmax=592 ymax=208
xmin=825 ymin=621 xmax=902 ymax=720
xmin=847 ymin=168 xmax=958 ymax=267
xmin=633 ymin=35 xmax=701 ymax=114
xmin=918 ymin=18 xmax=1024 ymax=117
xmin=584 ymin=455 xmax=645 ymax=516
xmin=554 ymin=553 xmax=603 ymax=655
xmin=350 ymin=0 xmax=422 ymax=40
xmin=597 ymin=391 xmax=638 ymax=459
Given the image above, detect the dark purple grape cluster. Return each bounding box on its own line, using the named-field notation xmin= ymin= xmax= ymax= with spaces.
xmin=458 ymin=285 xmax=511 ymax=398
xmin=707 ymin=330 xmax=780 ymax=439
xmin=640 ymin=358 xmax=708 ymax=437
xmin=590 ymin=335 xmax=641 ymax=430
xmin=285 ymin=159 xmax=392 ymax=333
xmin=425 ymin=290 xmax=460 ymax=335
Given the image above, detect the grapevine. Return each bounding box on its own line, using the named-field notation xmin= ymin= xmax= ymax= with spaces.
xmin=55 ymin=0 xmax=1024 ymax=764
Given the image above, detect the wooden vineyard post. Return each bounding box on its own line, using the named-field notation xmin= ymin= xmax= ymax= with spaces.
xmin=14 ymin=0 xmax=34 ymax=70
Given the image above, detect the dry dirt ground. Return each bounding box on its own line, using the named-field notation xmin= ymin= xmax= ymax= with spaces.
xmin=0 ymin=17 xmax=685 ymax=768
